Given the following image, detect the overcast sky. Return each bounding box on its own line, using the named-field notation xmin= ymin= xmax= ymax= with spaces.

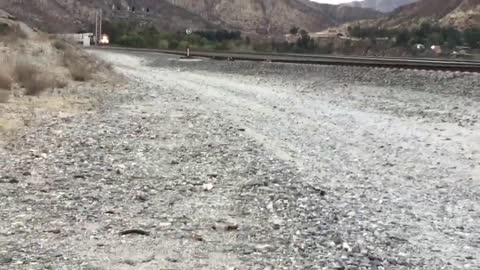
xmin=311 ymin=0 xmax=359 ymax=4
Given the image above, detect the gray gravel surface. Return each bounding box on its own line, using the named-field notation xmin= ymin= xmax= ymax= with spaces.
xmin=1 ymin=51 xmax=479 ymax=270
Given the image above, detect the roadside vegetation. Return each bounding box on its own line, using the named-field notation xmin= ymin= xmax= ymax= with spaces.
xmin=348 ymin=22 xmax=480 ymax=50
xmin=14 ymin=57 xmax=55 ymax=96
xmin=0 ymin=64 xmax=12 ymax=103
xmin=102 ymin=20 xmax=480 ymax=57
xmin=0 ymin=23 xmax=112 ymax=103
xmin=0 ymin=17 xmax=118 ymax=138
xmin=103 ymin=21 xmax=246 ymax=51
xmin=102 ymin=21 xmax=334 ymax=54
xmin=257 ymin=28 xmax=335 ymax=54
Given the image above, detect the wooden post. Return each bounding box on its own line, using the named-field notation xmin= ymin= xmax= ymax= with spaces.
xmin=94 ymin=11 xmax=98 ymax=45
xmin=99 ymin=10 xmax=102 ymax=43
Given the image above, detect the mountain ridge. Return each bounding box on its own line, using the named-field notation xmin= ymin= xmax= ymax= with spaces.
xmin=346 ymin=0 xmax=480 ymax=30
xmin=0 ymin=0 xmax=380 ymax=36
xmin=343 ymin=0 xmax=418 ymax=13
xmin=382 ymin=0 xmax=480 ymax=29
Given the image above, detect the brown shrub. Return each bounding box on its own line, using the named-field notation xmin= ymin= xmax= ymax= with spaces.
xmin=0 ymin=23 xmax=9 ymax=35
xmin=14 ymin=58 xmax=40 ymax=84
xmin=54 ymin=79 xmax=68 ymax=89
xmin=52 ymin=39 xmax=68 ymax=51
xmin=69 ymin=62 xmax=93 ymax=81
xmin=63 ymin=49 xmax=93 ymax=81
xmin=11 ymin=24 xmax=28 ymax=39
xmin=14 ymin=58 xmax=54 ymax=96
xmin=0 ymin=58 xmax=13 ymax=102
xmin=99 ymin=61 xmax=113 ymax=71
xmin=23 ymin=73 xmax=54 ymax=96
xmin=0 ymin=24 xmax=27 ymax=43
xmin=0 ymin=67 xmax=12 ymax=90
xmin=0 ymin=90 xmax=10 ymax=103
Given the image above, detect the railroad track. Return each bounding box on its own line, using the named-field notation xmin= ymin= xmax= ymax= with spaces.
xmin=91 ymin=46 xmax=480 ymax=72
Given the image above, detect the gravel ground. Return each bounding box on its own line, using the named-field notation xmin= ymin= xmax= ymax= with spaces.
xmin=1 ymin=50 xmax=479 ymax=270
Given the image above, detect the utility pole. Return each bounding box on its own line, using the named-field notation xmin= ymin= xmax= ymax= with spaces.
xmin=99 ymin=9 xmax=102 ymax=43
xmin=94 ymin=11 xmax=98 ymax=45
xmin=94 ymin=9 xmax=103 ymax=45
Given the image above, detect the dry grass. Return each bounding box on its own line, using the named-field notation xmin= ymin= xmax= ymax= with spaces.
xmin=23 ymin=73 xmax=54 ymax=96
xmin=14 ymin=58 xmax=39 ymax=84
xmin=63 ymin=49 xmax=94 ymax=81
xmin=52 ymin=39 xmax=68 ymax=51
xmin=0 ymin=67 xmax=12 ymax=90
xmin=0 ymin=23 xmax=27 ymax=43
xmin=100 ymin=61 xmax=113 ymax=72
xmin=0 ymin=90 xmax=10 ymax=103
xmin=14 ymin=57 xmax=54 ymax=96
xmin=54 ymin=78 xmax=68 ymax=89
xmin=0 ymin=118 xmax=16 ymax=131
xmin=69 ymin=63 xmax=93 ymax=82
xmin=0 ymin=23 xmax=9 ymax=35
xmin=0 ymin=58 xmax=13 ymax=102
xmin=11 ymin=24 xmax=28 ymax=39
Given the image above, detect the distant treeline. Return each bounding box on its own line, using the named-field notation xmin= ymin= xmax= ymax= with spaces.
xmin=194 ymin=30 xmax=242 ymax=42
xmin=102 ymin=21 xmax=480 ymax=56
xmin=254 ymin=28 xmax=335 ymax=54
xmin=348 ymin=23 xmax=480 ymax=49
xmin=102 ymin=21 xmax=245 ymax=50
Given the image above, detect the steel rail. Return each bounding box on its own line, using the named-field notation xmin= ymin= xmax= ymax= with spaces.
xmin=90 ymin=46 xmax=480 ymax=72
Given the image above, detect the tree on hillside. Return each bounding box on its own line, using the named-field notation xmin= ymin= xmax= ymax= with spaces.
xmin=395 ymin=29 xmax=410 ymax=46
xmin=289 ymin=26 xmax=299 ymax=36
xmin=295 ymin=29 xmax=314 ymax=52
xmin=195 ymin=30 xmax=242 ymax=42
xmin=348 ymin=25 xmax=363 ymax=38
xmin=427 ymin=32 xmax=444 ymax=45
xmin=441 ymin=27 xmax=461 ymax=48
xmin=102 ymin=20 xmax=129 ymax=44
xmin=140 ymin=26 xmax=160 ymax=48
xmin=299 ymin=29 xmax=308 ymax=39
xmin=464 ymin=28 xmax=480 ymax=48
xmin=418 ymin=22 xmax=432 ymax=37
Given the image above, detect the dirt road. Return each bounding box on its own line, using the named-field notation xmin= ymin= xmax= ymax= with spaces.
xmin=1 ymin=50 xmax=479 ymax=270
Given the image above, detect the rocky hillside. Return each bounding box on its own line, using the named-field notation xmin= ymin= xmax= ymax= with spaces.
xmin=0 ymin=0 xmax=213 ymax=33
xmin=366 ymin=0 xmax=480 ymax=29
xmin=163 ymin=0 xmax=381 ymax=35
xmin=0 ymin=0 xmax=380 ymax=37
xmin=440 ymin=0 xmax=480 ymax=28
xmin=344 ymin=0 xmax=418 ymax=12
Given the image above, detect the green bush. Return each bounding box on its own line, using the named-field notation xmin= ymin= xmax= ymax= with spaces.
xmin=118 ymin=34 xmax=146 ymax=47
xmin=350 ymin=24 xmax=477 ymax=50
xmin=157 ymin=39 xmax=169 ymax=49
xmin=168 ymin=39 xmax=179 ymax=49
xmin=214 ymin=41 xmax=230 ymax=50
xmin=178 ymin=40 xmax=189 ymax=49
xmin=101 ymin=19 xmax=480 ymax=55
xmin=465 ymin=28 xmax=480 ymax=48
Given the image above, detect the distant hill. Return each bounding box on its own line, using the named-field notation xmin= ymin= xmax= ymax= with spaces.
xmin=0 ymin=0 xmax=380 ymax=37
xmin=343 ymin=0 xmax=418 ymax=13
xmin=348 ymin=0 xmax=480 ymax=29
xmin=391 ymin=0 xmax=480 ymax=28
xmin=163 ymin=0 xmax=381 ymax=36
xmin=0 ymin=0 xmax=213 ymax=33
